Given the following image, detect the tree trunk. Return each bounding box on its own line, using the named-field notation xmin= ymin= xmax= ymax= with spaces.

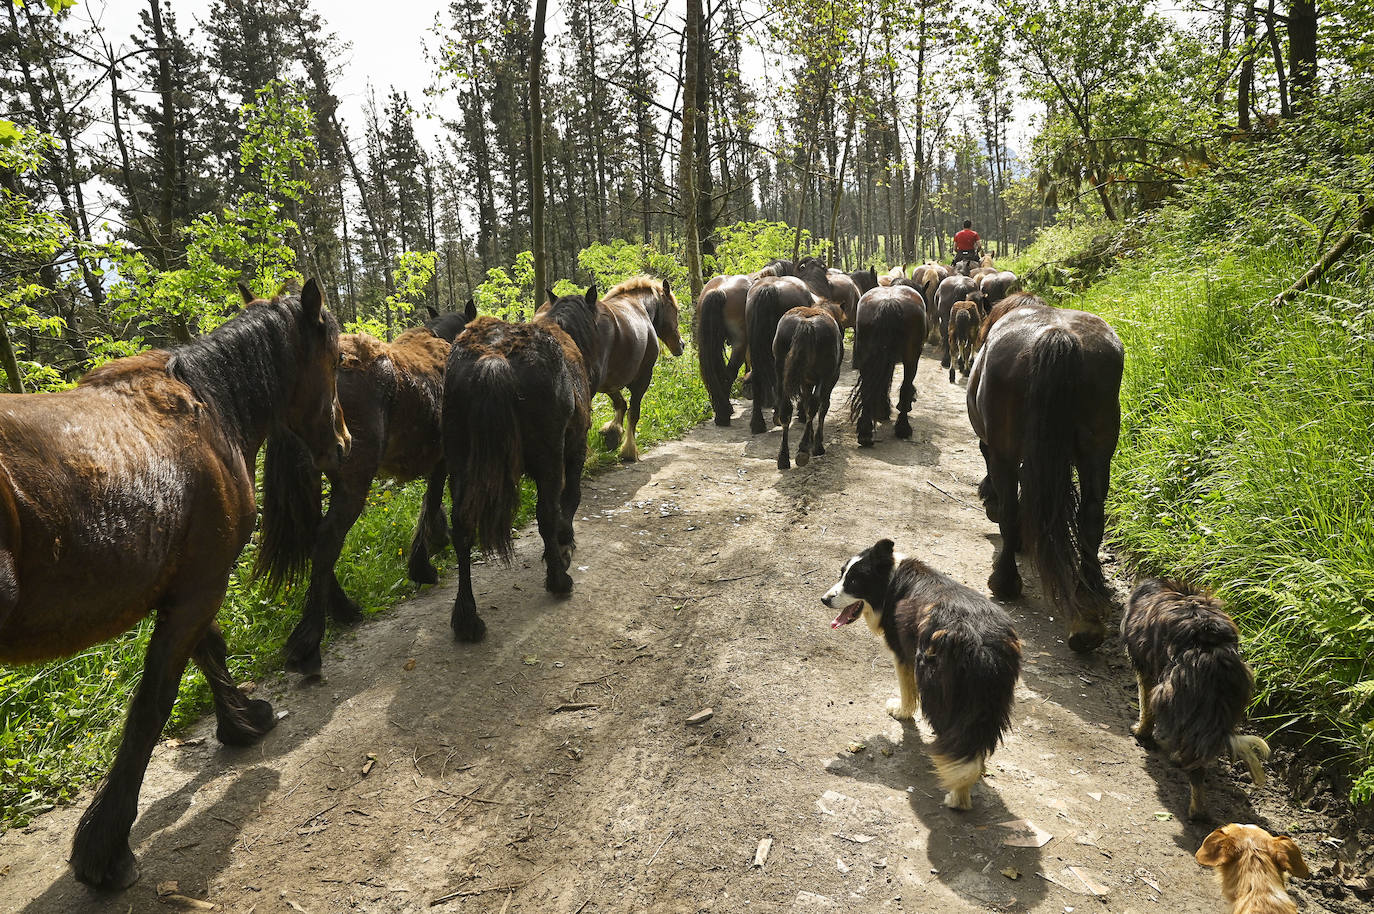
xmin=147 ymin=0 xmax=183 ymax=266
xmin=0 ymin=310 xmax=25 ymax=394
xmin=680 ymin=0 xmax=704 ymax=301
xmin=529 ymin=0 xmax=549 ymax=303
xmin=1287 ymin=0 xmax=1317 ymax=113
xmin=1238 ymin=6 xmax=1255 ymax=129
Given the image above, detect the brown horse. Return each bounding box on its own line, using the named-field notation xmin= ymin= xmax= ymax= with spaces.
xmin=797 ymin=256 xmax=859 ymax=327
xmin=936 ymin=275 xmax=984 ymax=368
xmin=978 ymin=270 xmax=1021 ymax=311
xmin=576 ymin=276 xmax=682 ymax=462
xmin=848 ymin=285 xmax=927 ymax=446
xmin=947 ymin=300 xmax=979 ymax=382
xmin=967 ymin=293 xmax=1124 ymax=652
xmin=443 ymin=289 xmax=598 ymax=642
xmin=773 ymin=306 xmax=843 ymax=470
xmin=695 ymin=273 xmax=752 ymax=425
xmin=0 ymin=280 xmax=347 ymax=888
xmin=257 ymin=297 xmax=478 ymax=676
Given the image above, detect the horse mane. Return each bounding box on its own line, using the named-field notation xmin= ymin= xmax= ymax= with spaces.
xmin=603 ymin=275 xmax=664 ymax=299
xmin=976 ymin=292 xmax=1044 ymax=349
xmin=537 ymin=295 xmax=601 ymax=381
xmin=163 ymin=292 xmax=337 ymax=449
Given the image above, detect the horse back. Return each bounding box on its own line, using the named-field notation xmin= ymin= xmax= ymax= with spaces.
xmin=377 ymin=330 xmax=451 ymax=480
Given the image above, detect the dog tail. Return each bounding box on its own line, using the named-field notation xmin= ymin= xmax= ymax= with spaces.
xmin=1151 ymin=620 xmax=1255 ymax=773
xmin=697 ymin=286 xmax=734 ymax=424
xmin=922 ymin=621 xmax=1022 ymax=790
xmin=1229 ymin=733 xmax=1271 ymax=786
xmin=847 ymin=308 xmax=903 ymax=424
xmin=445 ymin=354 xmax=523 ymax=562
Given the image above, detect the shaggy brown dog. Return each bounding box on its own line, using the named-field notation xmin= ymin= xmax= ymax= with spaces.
xmin=1195 ymin=824 xmax=1310 ymax=914
xmin=1122 ymin=579 xmax=1269 ymax=819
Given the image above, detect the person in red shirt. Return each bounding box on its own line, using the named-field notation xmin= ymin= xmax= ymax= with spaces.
xmin=952 ymin=221 xmax=981 ymax=271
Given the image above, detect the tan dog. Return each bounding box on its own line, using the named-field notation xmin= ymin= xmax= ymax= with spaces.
xmin=1195 ymin=824 xmax=1310 ymax=914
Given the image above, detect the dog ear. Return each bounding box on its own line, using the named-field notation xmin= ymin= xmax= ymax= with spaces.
xmin=872 ymin=538 xmax=895 ymax=559
xmin=1195 ymin=828 xmax=1238 ymax=867
xmin=1269 ymin=836 xmax=1310 ymax=879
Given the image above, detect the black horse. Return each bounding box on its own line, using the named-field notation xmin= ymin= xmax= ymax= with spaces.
xmin=968 ymin=293 xmax=1124 ymax=652
xmin=773 ymin=306 xmax=844 ymax=470
xmin=848 ymin=285 xmax=927 ymax=446
xmin=443 ymin=289 xmax=599 ymax=642
xmin=257 ymin=296 xmax=477 ymax=675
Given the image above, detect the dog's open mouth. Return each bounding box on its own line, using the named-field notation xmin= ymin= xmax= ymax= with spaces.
xmin=831 ymin=601 xmax=864 ymax=629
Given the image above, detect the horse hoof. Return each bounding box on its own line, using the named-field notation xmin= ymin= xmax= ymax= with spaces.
xmin=452 ymin=613 xmax=487 ymax=643
xmin=619 ymin=449 xmax=639 ymax=463
xmin=858 ymin=436 xmax=874 ymax=448
xmin=71 ymin=839 xmax=139 ymax=890
xmin=713 ymin=414 xmax=732 ymax=427
xmin=546 ymin=572 xmax=574 ymax=596
xmin=795 ymin=450 xmax=810 ymax=467
xmin=600 ymin=426 xmax=623 ymax=451
xmin=285 ymin=646 xmax=323 ymax=677
xmin=813 ymin=444 xmax=825 ymax=457
xmin=329 ymin=596 xmax=365 ymax=625
xmin=894 ymin=419 xmax=912 ymax=440
xmin=217 ymin=698 xmax=277 ymax=746
xmin=988 ymin=568 xmax=1022 ymax=600
xmin=940 ymin=356 xmax=950 ymax=368
xmin=408 ymin=563 xmax=439 ymax=587
xmin=777 ymin=454 xmax=790 ymax=471
xmin=750 ymin=418 xmax=767 ymax=435
xmin=948 ymin=368 xmax=956 ymax=383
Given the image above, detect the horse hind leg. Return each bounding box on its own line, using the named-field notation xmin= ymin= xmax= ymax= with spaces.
xmin=558 ymin=422 xmax=587 ymax=563
xmin=535 ymin=458 xmax=573 ymax=596
xmin=620 ymin=380 xmax=649 ymax=462
xmin=1070 ymin=442 xmax=1113 ymax=651
xmin=894 ymin=357 xmax=917 ymax=440
xmin=795 ymin=386 xmax=816 ymax=466
xmin=71 ymin=594 xmax=209 ymax=889
xmin=600 ymin=389 xmax=628 ymax=452
xmin=986 ymin=452 xmax=1024 ymax=600
xmin=194 ymin=622 xmax=275 ymax=745
xmin=448 ymin=471 xmax=486 ymax=643
xmin=407 ymin=462 xmax=450 ymax=586
xmin=776 ymin=392 xmax=794 ymax=470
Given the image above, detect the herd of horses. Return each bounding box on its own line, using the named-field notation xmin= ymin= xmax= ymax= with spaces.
xmin=0 ymin=247 xmax=1123 ymax=891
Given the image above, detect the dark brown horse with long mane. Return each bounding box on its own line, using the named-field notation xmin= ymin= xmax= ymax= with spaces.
xmin=747 ymin=275 xmax=844 ymax=435
xmin=773 ymin=306 xmax=843 ymax=470
xmin=967 ymin=292 xmax=1124 ymax=652
xmin=576 ymin=276 xmax=682 ymax=462
xmin=443 ymin=289 xmax=599 ymax=642
xmin=256 ymin=297 xmax=478 ymax=676
xmin=848 ymin=284 xmax=927 ymax=446
xmin=0 ymin=281 xmax=347 ymax=889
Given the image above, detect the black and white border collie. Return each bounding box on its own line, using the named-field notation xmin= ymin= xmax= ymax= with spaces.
xmin=822 ymin=539 xmax=1022 ymax=809
xmin=1121 ymin=578 xmax=1269 ymax=819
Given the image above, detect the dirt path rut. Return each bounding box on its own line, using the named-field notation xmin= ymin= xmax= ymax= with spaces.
xmin=1 ymin=352 xmax=1351 ymax=913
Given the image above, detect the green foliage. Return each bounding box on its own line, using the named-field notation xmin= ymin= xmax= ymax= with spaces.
xmin=577 ymin=239 xmax=688 ymax=295
xmin=0 ymin=128 xmax=76 ymax=370
xmin=708 ymin=220 xmax=829 ymax=276
xmin=100 ymin=81 xmax=315 ymax=345
xmin=473 ymin=250 xmax=536 ymax=322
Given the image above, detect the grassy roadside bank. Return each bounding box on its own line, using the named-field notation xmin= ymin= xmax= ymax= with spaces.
xmin=0 ymin=337 xmax=708 ymax=830
xmin=1013 ymin=223 xmax=1374 ymax=801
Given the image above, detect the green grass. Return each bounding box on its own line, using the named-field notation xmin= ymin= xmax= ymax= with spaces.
xmin=1020 ymin=229 xmax=1374 ymax=795
xmin=0 ymin=339 xmax=710 ymax=830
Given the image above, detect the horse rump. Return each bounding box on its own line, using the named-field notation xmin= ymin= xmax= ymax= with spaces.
xmin=445 ymin=354 xmax=524 ymax=562
xmin=696 ymin=286 xmax=734 ymax=425
xmin=1019 ymin=328 xmax=1084 ymax=614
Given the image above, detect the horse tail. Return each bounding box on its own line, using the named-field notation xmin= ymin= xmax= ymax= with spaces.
xmin=1019 ymin=328 xmax=1083 ymax=608
xmin=847 ymin=309 xmax=901 ymax=424
xmin=696 ymin=287 xmax=733 ymax=422
xmin=450 ymin=355 xmax=523 ymax=562
xmin=747 ymin=284 xmax=780 ymax=409
xmin=255 ymin=431 xmax=322 ymax=593
xmin=781 ymin=317 xmax=819 ymax=403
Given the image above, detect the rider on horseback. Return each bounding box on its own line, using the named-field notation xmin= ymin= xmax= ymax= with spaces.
xmin=953 ymin=220 xmax=981 ymax=270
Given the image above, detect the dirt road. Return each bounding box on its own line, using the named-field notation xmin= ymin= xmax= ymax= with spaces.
xmin=1 ymin=353 xmax=1358 ymax=913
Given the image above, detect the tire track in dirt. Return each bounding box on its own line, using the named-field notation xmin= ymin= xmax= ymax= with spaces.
xmin=2 ymin=348 xmax=1345 ymax=913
